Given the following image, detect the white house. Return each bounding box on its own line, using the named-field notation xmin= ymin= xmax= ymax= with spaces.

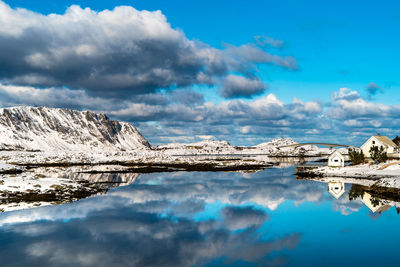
xmin=360 ymin=134 xmax=399 ymax=158
xmin=328 ymin=182 xmax=345 ymax=199
xmin=328 ymin=150 xmax=345 ymax=167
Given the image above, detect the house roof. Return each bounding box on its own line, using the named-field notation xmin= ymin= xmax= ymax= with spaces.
xmin=374 ymin=135 xmax=398 ymax=148
xmin=328 ymin=150 xmax=344 ymax=159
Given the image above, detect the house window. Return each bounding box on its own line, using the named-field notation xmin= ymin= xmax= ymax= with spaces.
xmin=334 ymin=159 xmax=338 ymax=162
xmin=372 ymin=140 xmax=375 ymax=145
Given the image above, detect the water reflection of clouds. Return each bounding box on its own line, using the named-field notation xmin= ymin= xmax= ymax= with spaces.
xmin=2 ymin=202 xmax=301 ymax=267
xmin=114 ymin=169 xmax=326 ymax=212
xmin=0 ymin=168 xmax=329 ymax=227
xmin=1 ymin=167 xmax=396 ymax=266
xmin=221 ymin=206 xmax=269 ymax=231
xmin=332 ymin=191 xmax=363 ymax=215
xmin=0 ymin=168 xmax=323 ymax=266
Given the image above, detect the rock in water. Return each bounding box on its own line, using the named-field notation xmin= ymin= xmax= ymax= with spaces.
xmin=0 ymin=106 xmax=151 ymax=152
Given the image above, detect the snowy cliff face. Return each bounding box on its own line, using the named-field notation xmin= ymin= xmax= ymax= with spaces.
xmin=0 ymin=106 xmax=151 ymax=152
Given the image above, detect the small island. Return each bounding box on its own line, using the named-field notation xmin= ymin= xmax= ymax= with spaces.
xmin=297 ymin=134 xmax=400 ymax=186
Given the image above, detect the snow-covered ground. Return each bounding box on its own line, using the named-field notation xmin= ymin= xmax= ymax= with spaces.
xmin=305 ymin=161 xmax=400 ymax=180
xmin=0 ymin=162 xmax=21 ymax=173
xmin=375 ymin=177 xmax=400 ymax=188
xmin=0 ymin=175 xmax=79 ymax=193
xmin=0 ymin=138 xmax=326 ymax=170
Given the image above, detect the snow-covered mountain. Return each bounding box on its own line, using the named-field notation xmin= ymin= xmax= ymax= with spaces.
xmin=255 ymin=138 xmax=321 ymax=156
xmin=0 ymin=106 xmax=151 ymax=152
xmin=157 ymin=138 xmax=325 ymax=156
xmin=157 ymin=140 xmax=237 ymax=155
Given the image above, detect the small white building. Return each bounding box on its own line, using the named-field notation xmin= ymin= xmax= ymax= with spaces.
xmin=361 ymin=134 xmax=399 ymax=158
xmin=328 ymin=150 xmax=345 ymax=167
xmin=328 ymin=182 xmax=345 ymax=199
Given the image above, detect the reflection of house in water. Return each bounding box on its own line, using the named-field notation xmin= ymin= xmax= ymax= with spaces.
xmin=360 ymin=192 xmax=392 ymax=213
xmin=298 ymin=176 xmax=400 ymax=214
xmin=328 ymin=182 xmax=345 ymax=199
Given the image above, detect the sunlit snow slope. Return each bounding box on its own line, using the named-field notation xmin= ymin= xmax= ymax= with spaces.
xmin=0 ymin=106 xmax=151 ymax=152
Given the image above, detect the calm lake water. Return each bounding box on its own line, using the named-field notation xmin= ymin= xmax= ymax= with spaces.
xmin=0 ymin=166 xmax=399 ymax=266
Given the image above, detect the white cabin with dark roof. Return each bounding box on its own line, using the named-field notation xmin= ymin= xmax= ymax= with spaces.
xmin=328 ymin=150 xmax=345 ymax=167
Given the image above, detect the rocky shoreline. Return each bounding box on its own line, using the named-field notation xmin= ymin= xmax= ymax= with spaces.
xmin=0 ymin=154 xmax=318 ymax=212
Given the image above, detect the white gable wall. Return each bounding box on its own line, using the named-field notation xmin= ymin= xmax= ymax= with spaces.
xmin=361 ymin=136 xmax=395 ymax=158
xmin=328 ymin=151 xmax=345 ymax=167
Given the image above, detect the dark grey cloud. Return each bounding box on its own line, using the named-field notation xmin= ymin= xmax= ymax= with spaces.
xmin=223 ymin=43 xmax=298 ymax=72
xmin=366 ymin=82 xmax=383 ymax=98
xmin=0 ymin=84 xmax=114 ymax=110
xmin=169 ymin=89 xmax=205 ymax=105
xmin=254 ymin=35 xmax=285 ymax=48
xmin=221 ymin=75 xmax=266 ymax=98
xmin=0 ymin=2 xmax=296 ymax=98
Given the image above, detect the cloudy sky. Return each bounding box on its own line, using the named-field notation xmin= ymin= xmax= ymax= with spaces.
xmin=1 ymin=0 xmax=400 ymax=146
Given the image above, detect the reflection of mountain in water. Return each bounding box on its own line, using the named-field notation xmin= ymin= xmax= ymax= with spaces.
xmin=32 ymin=168 xmax=141 ymax=188
xmin=67 ymin=172 xmax=140 ymax=188
xmin=0 ymin=169 xmax=141 ymax=212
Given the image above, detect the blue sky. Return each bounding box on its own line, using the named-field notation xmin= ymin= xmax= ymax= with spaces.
xmin=1 ymin=0 xmax=400 ymax=145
